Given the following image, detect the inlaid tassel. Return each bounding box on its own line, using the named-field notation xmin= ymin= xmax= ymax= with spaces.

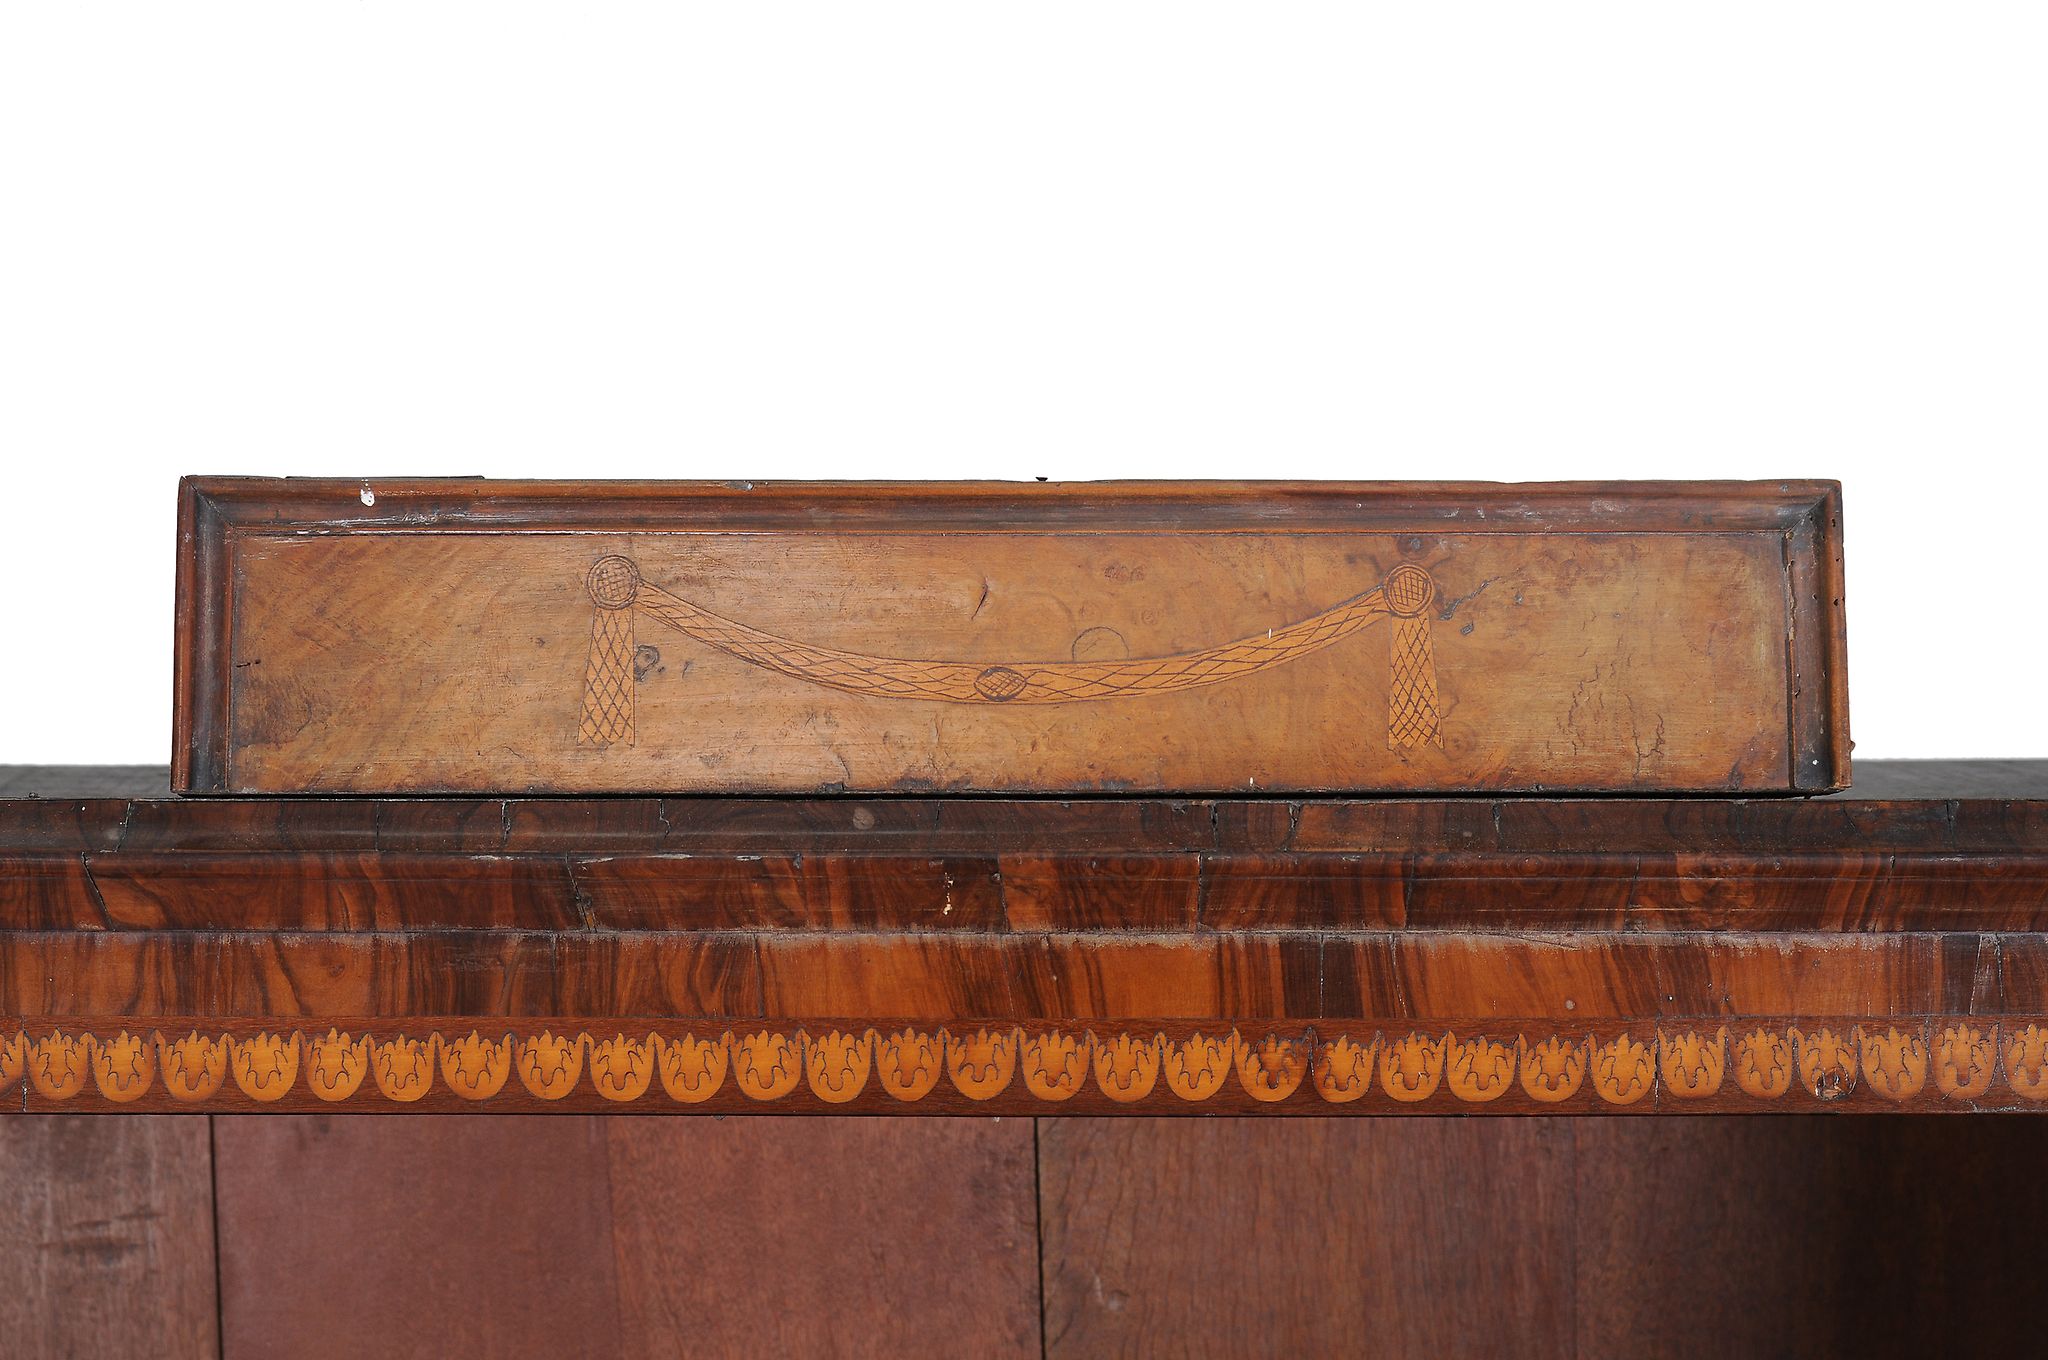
xmin=1381 ymin=564 xmax=1442 ymax=750
xmin=579 ymin=555 xmax=641 ymax=747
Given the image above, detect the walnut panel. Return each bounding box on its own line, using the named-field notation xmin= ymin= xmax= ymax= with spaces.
xmin=214 ymin=1117 xmax=625 ymax=1360
xmin=1573 ymin=1119 xmax=2048 ymax=1357
xmin=1039 ymin=1118 xmax=1574 ymax=1358
xmin=605 ymin=1118 xmax=1038 ymax=1357
xmin=0 ymin=1116 xmax=218 ymax=1359
xmin=212 ymin=1116 xmax=1037 ymax=1359
xmin=175 ymin=479 xmax=1846 ymax=794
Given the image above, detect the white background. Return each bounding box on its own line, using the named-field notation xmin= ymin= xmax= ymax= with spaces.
xmin=2 ymin=7 xmax=2042 ymax=767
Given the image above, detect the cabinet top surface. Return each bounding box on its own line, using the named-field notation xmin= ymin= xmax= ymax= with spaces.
xmin=1 ymin=760 xmax=2044 ymax=855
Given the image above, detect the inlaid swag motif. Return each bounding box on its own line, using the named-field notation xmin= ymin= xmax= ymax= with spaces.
xmin=6 ymin=1022 xmax=2038 ymax=1109
xmin=577 ymin=556 xmax=1446 ymax=751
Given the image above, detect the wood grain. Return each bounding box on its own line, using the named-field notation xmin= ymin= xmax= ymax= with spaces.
xmin=212 ymin=1115 xmax=1039 ymax=1360
xmin=174 ymin=478 xmax=1847 ymax=795
xmin=62 ymin=756 xmax=2043 ymax=804
xmin=213 ymin=1115 xmax=626 ymax=1360
xmin=0 ymin=932 xmax=1981 ymax=1025
xmin=9 ymin=763 xmax=2048 ymax=1116
xmin=1039 ymin=1116 xmax=1576 ymax=1358
xmin=1040 ymin=1117 xmax=2048 ymax=1358
xmin=605 ymin=1117 xmax=1039 ymax=1358
xmin=6 ymin=1109 xmax=2035 ymax=1357
xmin=1573 ymin=1118 xmax=2048 ymax=1358
xmin=0 ymin=1116 xmax=218 ymax=1360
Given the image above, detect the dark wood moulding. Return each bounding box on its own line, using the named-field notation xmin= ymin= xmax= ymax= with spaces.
xmin=3 ymin=761 xmax=2044 ymax=1114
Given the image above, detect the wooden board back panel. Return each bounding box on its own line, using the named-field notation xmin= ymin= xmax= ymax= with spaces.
xmin=173 ymin=479 xmax=1847 ymax=794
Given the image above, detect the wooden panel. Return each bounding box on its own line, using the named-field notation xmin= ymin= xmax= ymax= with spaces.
xmin=1038 ymin=1116 xmax=1576 ymax=1358
xmin=214 ymin=1116 xmax=624 ymax=1360
xmin=174 ymin=478 xmax=1847 ymax=795
xmin=12 ymin=763 xmax=2048 ymax=1118
xmin=605 ymin=1117 xmax=1038 ymax=1358
xmin=23 ymin=844 xmax=2048 ymax=936
xmin=575 ymin=853 xmax=1008 ymax=932
xmin=15 ymin=765 xmax=2045 ymax=865
xmin=90 ymin=853 xmax=583 ymax=931
xmin=9 ymin=932 xmax=1975 ymax=1026
xmin=1574 ymin=1119 xmax=2048 ymax=1358
xmin=0 ymin=1116 xmax=218 ymax=1360
xmin=1042 ymin=1117 xmax=2048 ymax=1358
xmin=1000 ymin=854 xmax=1200 ymax=930
xmin=213 ymin=1115 xmax=1038 ymax=1360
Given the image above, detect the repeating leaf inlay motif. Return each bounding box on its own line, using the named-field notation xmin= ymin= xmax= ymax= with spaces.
xmin=8 ymin=1022 xmax=2047 ymax=1108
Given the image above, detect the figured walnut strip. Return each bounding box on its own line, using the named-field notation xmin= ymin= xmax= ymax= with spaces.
xmin=6 ymin=1022 xmax=2033 ymax=1111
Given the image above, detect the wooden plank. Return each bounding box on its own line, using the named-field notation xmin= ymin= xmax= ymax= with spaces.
xmin=1574 ymin=1118 xmax=2048 ymax=1357
xmin=0 ymin=932 xmax=1979 ymax=1024
xmin=5 ymin=763 xmax=2048 ymax=1117
xmin=575 ymin=852 xmax=1008 ymax=932
xmin=1042 ymin=1116 xmax=2048 ymax=1357
xmin=13 ymin=768 xmax=2048 ymax=941
xmin=173 ymin=478 xmax=1847 ymax=795
xmin=1038 ymin=1116 xmax=1576 ymax=1358
xmin=11 ymin=763 xmax=2047 ymax=862
xmin=212 ymin=1115 xmax=1039 ymax=1359
xmin=213 ymin=1115 xmax=625 ymax=1360
xmin=17 ymin=842 xmax=2048 ymax=935
xmin=0 ymin=1115 xmax=218 ymax=1360
xmin=604 ymin=1117 xmax=1039 ymax=1357
xmin=88 ymin=852 xmax=584 ymax=931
